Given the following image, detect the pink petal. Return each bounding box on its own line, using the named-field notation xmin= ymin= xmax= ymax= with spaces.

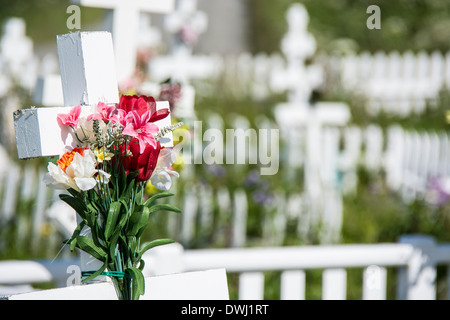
xmin=87 ymin=113 xmax=102 ymax=121
xmin=71 ymin=105 xmax=82 ymax=118
xmin=122 ymin=124 xmax=138 ymax=137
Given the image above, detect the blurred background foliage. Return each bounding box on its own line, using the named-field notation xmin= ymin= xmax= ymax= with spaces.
xmin=2 ymin=0 xmax=450 ymax=53
xmin=248 ymin=0 xmax=450 ymax=54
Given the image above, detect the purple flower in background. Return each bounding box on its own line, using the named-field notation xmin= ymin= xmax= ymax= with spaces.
xmin=205 ymin=164 xmax=227 ymax=178
xmin=252 ymin=189 xmax=274 ymax=205
xmin=244 ymin=169 xmax=274 ymax=205
xmin=426 ymin=177 xmax=450 ymax=206
xmin=244 ymin=169 xmax=261 ymax=187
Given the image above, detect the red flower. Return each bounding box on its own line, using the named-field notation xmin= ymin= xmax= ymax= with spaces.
xmin=118 ymin=95 xmax=169 ymax=123
xmin=123 ymin=138 xmax=161 ymax=182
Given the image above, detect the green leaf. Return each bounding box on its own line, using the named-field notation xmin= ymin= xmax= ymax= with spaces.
xmin=81 ymin=258 xmax=108 ymax=283
xmin=137 ymin=239 xmax=174 ymax=261
xmin=127 ymin=236 xmax=137 ymax=263
xmin=127 ymin=205 xmax=150 ymax=237
xmin=109 ymin=232 xmax=120 ymax=260
xmin=118 ymin=235 xmax=130 ymax=262
xmin=69 ymin=238 xmax=78 ymax=252
xmin=127 ymin=170 xmax=139 ymax=184
xmin=67 ymin=188 xmax=82 ymax=199
xmin=148 ymin=203 xmax=182 ymax=214
xmin=90 ymin=220 xmax=106 ymax=250
xmin=76 ymin=236 xmax=107 ymax=261
xmin=59 ymin=194 xmax=87 ymax=219
xmin=138 ymin=259 xmax=145 ymax=271
xmin=69 ymin=221 xmax=86 ymax=251
xmin=143 ymin=192 xmax=174 ymax=207
xmin=105 ymin=201 xmax=122 ymax=241
xmin=125 ymin=267 xmax=145 ymax=300
xmin=119 ymin=179 xmax=135 ymax=202
xmin=118 ymin=166 xmax=127 ymax=197
xmin=87 ymin=202 xmax=100 ymax=217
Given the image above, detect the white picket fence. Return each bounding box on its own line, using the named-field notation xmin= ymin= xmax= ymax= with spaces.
xmin=332 ymin=51 xmax=450 ymax=116
xmin=175 ymin=50 xmax=450 ymax=117
xmin=1 ymin=234 xmax=449 ymax=300
xmin=0 ymin=160 xmax=64 ymax=257
xmin=2 ymin=120 xmax=450 ymax=254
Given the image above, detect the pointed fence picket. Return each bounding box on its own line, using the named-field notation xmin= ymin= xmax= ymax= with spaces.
xmin=0 ymin=162 xmax=62 ymax=258
xmin=334 ymin=50 xmax=450 ymax=116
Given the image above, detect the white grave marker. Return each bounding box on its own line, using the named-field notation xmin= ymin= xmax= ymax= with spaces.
xmin=14 ymin=31 xmax=172 ymax=280
xmin=0 ymin=17 xmax=37 ymax=90
xmin=72 ymin=0 xmax=175 ymax=83
xmin=8 ymin=268 xmax=229 ymax=300
xmin=14 ymin=32 xmax=173 ymax=160
xmin=270 ymin=4 xmax=322 ymax=106
xmin=165 ymin=0 xmax=208 ymax=57
xmin=274 ymin=4 xmax=350 ymax=244
xmin=150 ymin=0 xmax=219 ymax=85
xmin=12 ymin=31 xmax=227 ymax=299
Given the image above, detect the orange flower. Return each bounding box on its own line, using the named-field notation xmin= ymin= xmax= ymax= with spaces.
xmin=57 ymin=148 xmax=87 ymax=172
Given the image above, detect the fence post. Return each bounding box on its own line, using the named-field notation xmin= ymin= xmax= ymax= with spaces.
xmin=397 ymin=235 xmax=436 ymax=300
xmin=142 ymin=242 xmax=185 ymax=276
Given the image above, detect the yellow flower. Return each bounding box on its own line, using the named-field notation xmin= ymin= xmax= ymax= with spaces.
xmin=94 ymin=148 xmax=114 ymax=163
xmin=145 ymin=181 xmax=158 ymax=195
xmin=40 ymin=222 xmax=53 ymax=236
xmin=172 ymin=153 xmax=185 ymax=172
xmin=446 ymin=110 xmax=450 ymax=124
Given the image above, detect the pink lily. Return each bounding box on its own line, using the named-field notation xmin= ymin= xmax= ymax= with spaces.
xmin=122 ymin=110 xmax=159 ymax=154
xmin=57 ymin=105 xmax=82 ymax=128
xmin=116 ymin=109 xmax=128 ymax=127
xmin=87 ymin=102 xmax=119 ymax=123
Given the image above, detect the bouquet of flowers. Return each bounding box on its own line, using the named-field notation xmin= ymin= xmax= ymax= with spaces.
xmin=43 ymin=95 xmax=182 ymax=300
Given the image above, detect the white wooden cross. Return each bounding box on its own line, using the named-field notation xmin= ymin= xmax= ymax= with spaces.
xmin=270 ymin=3 xmax=322 ymax=107
xmin=273 ymin=4 xmax=351 ymax=244
xmin=148 ymin=46 xmax=220 ymax=86
xmin=149 ymin=0 xmax=218 ymax=85
xmin=71 ymin=0 xmax=175 ymax=84
xmin=14 ymin=31 xmax=173 ymax=160
xmin=1 ymin=18 xmax=39 ymax=149
xmin=14 ymin=32 xmax=173 ymax=278
xmin=11 ymin=31 xmax=229 ymax=299
xmin=0 ymin=17 xmax=37 ymax=91
xmin=33 ymin=54 xmax=64 ymax=107
xmin=165 ymin=0 xmax=208 ymax=57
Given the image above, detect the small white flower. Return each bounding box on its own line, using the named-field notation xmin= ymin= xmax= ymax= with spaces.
xmin=43 ymin=148 xmax=109 ymax=192
xmin=150 ymin=146 xmax=180 ymax=191
xmin=43 ymin=162 xmax=78 ymax=191
xmin=74 ymin=117 xmax=96 ymax=144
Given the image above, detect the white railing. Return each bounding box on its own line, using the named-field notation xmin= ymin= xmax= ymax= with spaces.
xmin=1 ymin=235 xmax=449 ymax=300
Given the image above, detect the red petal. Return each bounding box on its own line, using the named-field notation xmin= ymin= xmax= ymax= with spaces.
xmin=118 ymin=95 xmax=138 ymax=113
xmin=149 ymin=109 xmax=170 ymax=122
xmin=143 ymin=96 xmax=157 ymax=115
xmin=134 ymin=97 xmax=150 ymax=117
